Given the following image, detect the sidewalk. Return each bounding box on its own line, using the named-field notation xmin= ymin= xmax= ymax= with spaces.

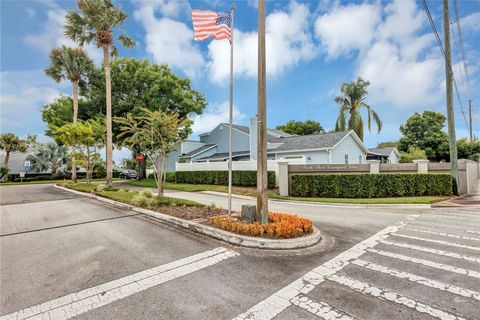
xmin=432 ymin=179 xmax=480 ymax=207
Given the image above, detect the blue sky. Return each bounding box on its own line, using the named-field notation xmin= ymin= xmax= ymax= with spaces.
xmin=1 ymin=0 xmax=479 ymax=163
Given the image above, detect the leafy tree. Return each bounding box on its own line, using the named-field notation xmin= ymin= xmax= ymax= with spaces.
xmin=457 ymin=138 xmax=480 ymax=161
xmin=120 ymin=156 xmax=138 ymax=170
xmin=65 ymin=0 xmax=135 ymax=187
xmin=0 ymin=133 xmax=28 ymax=179
xmin=398 ymin=111 xmax=450 ymax=162
xmin=400 ymin=147 xmax=428 ymax=163
xmin=377 ymin=141 xmax=398 ymax=148
xmin=334 ymin=77 xmax=382 ymax=141
xmin=276 ymin=120 xmax=324 ymax=136
xmin=56 ymin=119 xmax=106 ymax=184
xmin=45 ymin=46 xmax=94 ymax=182
xmin=27 ymin=142 xmax=68 ymax=177
xmin=84 ymin=58 xmax=207 ymax=179
xmin=115 ymin=109 xmax=191 ymax=196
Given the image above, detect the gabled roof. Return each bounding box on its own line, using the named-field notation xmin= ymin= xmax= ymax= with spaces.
xmin=271 ymin=130 xmax=358 ymax=153
xmin=182 ymin=144 xmax=216 ymax=157
xmin=196 ymin=151 xmax=250 ymax=161
xmin=198 ymin=123 xmax=291 ymax=140
xmin=368 ymin=147 xmax=400 ymax=157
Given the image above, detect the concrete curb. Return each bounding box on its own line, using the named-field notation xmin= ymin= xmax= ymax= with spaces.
xmin=200 ymin=191 xmax=433 ymax=209
xmin=55 ymin=185 xmax=322 ymax=250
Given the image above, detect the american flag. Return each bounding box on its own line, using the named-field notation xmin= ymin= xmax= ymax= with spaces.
xmin=192 ymin=10 xmax=231 ymax=42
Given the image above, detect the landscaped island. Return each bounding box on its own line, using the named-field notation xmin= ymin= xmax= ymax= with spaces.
xmin=61 ymin=183 xmax=314 ymax=240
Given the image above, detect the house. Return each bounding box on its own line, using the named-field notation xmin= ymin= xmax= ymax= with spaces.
xmin=166 ymin=118 xmax=369 ymax=171
xmin=367 ymin=147 xmax=401 ymax=164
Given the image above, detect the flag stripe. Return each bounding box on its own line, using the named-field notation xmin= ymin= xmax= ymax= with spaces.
xmin=192 ymin=9 xmax=231 ymax=42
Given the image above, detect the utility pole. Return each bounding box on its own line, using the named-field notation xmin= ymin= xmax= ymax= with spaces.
xmin=469 ymin=100 xmax=473 ymax=142
xmin=443 ymin=0 xmax=459 ymax=195
xmin=257 ymin=0 xmax=268 ymax=223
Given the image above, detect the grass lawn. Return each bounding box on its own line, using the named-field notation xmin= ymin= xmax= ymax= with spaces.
xmin=124 ymin=179 xmax=450 ymax=204
xmin=0 ymin=178 xmax=120 ymax=186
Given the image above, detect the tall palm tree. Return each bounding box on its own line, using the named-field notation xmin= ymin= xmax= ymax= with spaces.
xmin=45 ymin=45 xmax=93 ymax=183
xmin=27 ymin=142 xmax=68 ymax=177
xmin=0 ymin=133 xmax=28 ymax=180
xmin=334 ymin=77 xmax=382 ymax=141
xmin=64 ymin=0 xmax=135 ymax=186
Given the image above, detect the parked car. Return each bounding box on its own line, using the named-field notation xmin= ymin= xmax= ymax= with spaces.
xmin=119 ymin=170 xmax=138 ymax=180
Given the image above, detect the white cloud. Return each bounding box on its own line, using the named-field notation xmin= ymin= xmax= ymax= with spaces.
xmin=23 ymin=8 xmax=102 ymax=63
xmin=208 ymin=1 xmax=316 ymax=84
xmin=459 ymin=12 xmax=480 ymax=33
xmin=315 ymin=0 xmax=445 ymax=108
xmin=190 ymin=102 xmax=246 ymax=135
xmin=314 ymin=3 xmax=381 ymax=58
xmin=133 ymin=1 xmax=205 ymax=78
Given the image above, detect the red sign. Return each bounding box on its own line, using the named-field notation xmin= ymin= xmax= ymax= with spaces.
xmin=136 ymin=154 xmax=144 ymax=161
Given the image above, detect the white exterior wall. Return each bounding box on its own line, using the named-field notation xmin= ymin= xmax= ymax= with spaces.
xmin=276 ymin=150 xmax=329 ymax=164
xmin=330 ymin=134 xmax=366 ymax=164
xmin=388 ymin=151 xmax=400 ymax=164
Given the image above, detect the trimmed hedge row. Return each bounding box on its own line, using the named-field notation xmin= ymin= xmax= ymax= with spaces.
xmin=290 ymin=173 xmax=452 ymax=198
xmin=174 ymin=170 xmax=276 ymax=189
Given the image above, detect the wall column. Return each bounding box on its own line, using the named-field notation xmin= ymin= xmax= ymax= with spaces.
xmin=413 ymin=159 xmax=429 ymax=173
xmin=277 ymin=161 xmax=289 ymax=196
xmin=367 ymin=160 xmax=380 ymax=174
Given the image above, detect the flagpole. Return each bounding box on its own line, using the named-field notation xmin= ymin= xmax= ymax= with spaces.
xmin=228 ymin=2 xmax=234 ymax=217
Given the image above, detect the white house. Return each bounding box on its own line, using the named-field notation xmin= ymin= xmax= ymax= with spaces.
xmin=166 ymin=118 xmax=369 ymax=171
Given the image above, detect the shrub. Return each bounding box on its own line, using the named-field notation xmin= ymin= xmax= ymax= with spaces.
xmin=131 ymin=193 xmax=153 ymax=206
xmin=141 ymin=189 xmax=153 ymax=198
xmin=95 ymin=184 xmax=107 ymax=192
xmin=289 ymin=173 xmax=453 ymax=198
xmin=175 ymin=170 xmax=276 ymax=189
xmin=209 ymin=212 xmax=313 ymax=238
xmin=147 ymin=172 xmax=176 ymax=182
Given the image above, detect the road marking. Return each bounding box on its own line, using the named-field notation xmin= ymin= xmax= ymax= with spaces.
xmin=352 ymin=259 xmax=480 ymax=301
xmin=232 ymin=219 xmax=411 ymax=320
xmin=391 ymin=233 xmax=480 ymax=251
xmin=380 ymin=240 xmax=480 ymax=263
xmin=366 ymin=248 xmax=480 ymax=279
xmin=466 ymin=229 xmax=480 ymax=235
xmin=0 ymin=247 xmax=238 ymax=320
xmin=404 ymin=228 xmax=480 ymax=242
xmin=328 ymin=274 xmax=466 ymax=320
xmin=291 ymin=295 xmax=360 ymax=320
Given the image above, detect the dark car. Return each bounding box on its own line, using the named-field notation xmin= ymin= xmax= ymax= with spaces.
xmin=119 ymin=171 xmax=138 ymax=180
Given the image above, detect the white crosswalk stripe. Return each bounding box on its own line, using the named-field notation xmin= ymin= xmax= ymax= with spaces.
xmin=291 ymin=295 xmax=360 ymax=320
xmin=366 ymin=248 xmax=480 ymax=279
xmin=403 ymin=228 xmax=480 ymax=241
xmin=327 ymin=274 xmax=466 ymax=320
xmin=380 ymin=240 xmax=480 ymax=263
xmin=390 ymin=233 xmax=480 ymax=251
xmin=352 ymin=259 xmax=480 ymax=301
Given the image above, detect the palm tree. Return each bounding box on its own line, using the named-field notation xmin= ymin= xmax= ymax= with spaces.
xmin=27 ymin=142 xmax=68 ymax=177
xmin=0 ymin=133 xmax=28 ymax=180
xmin=64 ymin=0 xmax=135 ymax=186
xmin=334 ymin=77 xmax=382 ymax=141
xmin=45 ymin=46 xmax=93 ymax=183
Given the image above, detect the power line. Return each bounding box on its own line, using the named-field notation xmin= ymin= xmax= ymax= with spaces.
xmin=421 ymin=0 xmax=469 ymax=131
xmin=453 ymin=0 xmax=472 ymax=97
xmin=450 ymin=20 xmax=466 ymax=90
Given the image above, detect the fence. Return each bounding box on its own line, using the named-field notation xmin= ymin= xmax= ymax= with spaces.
xmin=278 ymin=159 xmax=479 ymax=196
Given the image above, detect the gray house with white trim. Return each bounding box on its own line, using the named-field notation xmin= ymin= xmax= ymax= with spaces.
xmin=367 ymin=147 xmax=401 ymax=164
xmin=166 ymin=118 xmax=369 ymax=171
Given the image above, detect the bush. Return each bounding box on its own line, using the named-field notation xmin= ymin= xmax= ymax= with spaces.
xmin=132 ymin=193 xmax=153 ymax=206
xmin=210 ymin=212 xmax=313 ymax=238
xmin=141 ymin=189 xmax=153 ymax=198
xmin=175 ymin=170 xmax=276 ymax=189
xmin=95 ymin=184 xmax=107 ymax=192
xmin=290 ymin=173 xmax=452 ymax=198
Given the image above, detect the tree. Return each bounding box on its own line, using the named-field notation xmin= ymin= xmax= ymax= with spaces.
xmin=84 ymin=58 xmax=207 ymax=178
xmin=27 ymin=142 xmax=68 ymax=177
xmin=120 ymin=156 xmax=137 ymax=170
xmin=400 ymin=147 xmax=428 ymax=163
xmin=334 ymin=77 xmax=382 ymax=141
xmin=65 ymin=0 xmax=135 ymax=187
xmin=0 ymin=133 xmax=28 ymax=179
xmin=398 ymin=111 xmax=450 ymax=162
xmin=45 ymin=46 xmax=94 ymax=183
xmin=56 ymin=119 xmax=106 ymax=184
xmin=457 ymin=138 xmax=480 ymax=161
xmin=115 ymin=109 xmax=190 ymax=196
xmin=276 ymin=120 xmax=324 ymax=136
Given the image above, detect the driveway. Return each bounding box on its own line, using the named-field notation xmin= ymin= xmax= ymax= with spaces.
xmin=1 ymin=184 xmax=479 ymax=319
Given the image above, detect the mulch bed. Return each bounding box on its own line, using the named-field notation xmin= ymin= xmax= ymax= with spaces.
xmin=151 ymin=205 xmax=228 ymax=221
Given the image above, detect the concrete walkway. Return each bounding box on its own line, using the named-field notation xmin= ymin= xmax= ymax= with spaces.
xmin=433 ymin=179 xmax=480 ymax=207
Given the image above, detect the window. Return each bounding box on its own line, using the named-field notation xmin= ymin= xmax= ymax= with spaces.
xmin=359 ymin=155 xmax=362 ymax=164
xmin=345 ymin=154 xmax=349 ymax=164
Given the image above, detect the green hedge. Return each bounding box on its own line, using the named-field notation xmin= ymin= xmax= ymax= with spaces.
xmin=290 ymin=174 xmax=452 ymax=198
xmin=175 ymin=170 xmax=276 ymax=189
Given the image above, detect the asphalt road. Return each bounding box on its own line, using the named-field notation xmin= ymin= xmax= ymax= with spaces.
xmin=1 ymin=184 xmax=479 ymax=320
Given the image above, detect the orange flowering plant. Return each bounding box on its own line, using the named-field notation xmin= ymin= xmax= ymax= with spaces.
xmin=209 ymin=212 xmax=313 ymax=239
